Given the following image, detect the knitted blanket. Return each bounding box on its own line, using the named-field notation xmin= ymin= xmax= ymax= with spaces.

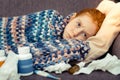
xmin=0 ymin=10 xmax=90 ymax=70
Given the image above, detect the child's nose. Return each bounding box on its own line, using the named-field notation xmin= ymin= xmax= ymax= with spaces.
xmin=74 ymin=28 xmax=83 ymax=36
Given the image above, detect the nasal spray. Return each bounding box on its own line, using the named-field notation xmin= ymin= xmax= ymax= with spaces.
xmin=18 ymin=46 xmax=33 ymax=76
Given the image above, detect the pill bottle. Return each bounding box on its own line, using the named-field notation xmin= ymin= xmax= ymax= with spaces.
xmin=18 ymin=46 xmax=33 ymax=76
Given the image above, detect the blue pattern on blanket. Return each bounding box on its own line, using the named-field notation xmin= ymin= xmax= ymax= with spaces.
xmin=0 ymin=10 xmax=90 ymax=70
xmin=25 ymin=10 xmax=65 ymax=42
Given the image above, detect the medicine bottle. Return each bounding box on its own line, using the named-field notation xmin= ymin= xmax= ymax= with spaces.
xmin=18 ymin=46 xmax=33 ymax=76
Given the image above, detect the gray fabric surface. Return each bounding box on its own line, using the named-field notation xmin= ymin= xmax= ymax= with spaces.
xmin=0 ymin=0 xmax=100 ymax=17
xmin=20 ymin=71 xmax=120 ymax=80
xmin=111 ymin=33 xmax=120 ymax=58
xmin=0 ymin=0 xmax=120 ymax=80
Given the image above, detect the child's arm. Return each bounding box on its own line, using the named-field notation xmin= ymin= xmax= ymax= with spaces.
xmin=96 ymin=0 xmax=116 ymax=15
xmin=68 ymin=0 xmax=120 ymax=74
xmin=85 ymin=2 xmax=120 ymax=63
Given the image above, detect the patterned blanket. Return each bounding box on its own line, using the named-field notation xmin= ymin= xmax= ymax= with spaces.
xmin=0 ymin=10 xmax=90 ymax=70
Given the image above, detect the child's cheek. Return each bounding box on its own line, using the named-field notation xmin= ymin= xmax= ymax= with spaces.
xmin=70 ymin=27 xmax=76 ymax=37
xmin=73 ymin=28 xmax=80 ymax=36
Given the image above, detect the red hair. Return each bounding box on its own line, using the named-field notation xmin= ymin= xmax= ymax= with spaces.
xmin=75 ymin=8 xmax=105 ymax=32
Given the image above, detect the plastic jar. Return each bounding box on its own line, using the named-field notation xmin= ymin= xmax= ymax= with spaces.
xmin=18 ymin=46 xmax=33 ymax=76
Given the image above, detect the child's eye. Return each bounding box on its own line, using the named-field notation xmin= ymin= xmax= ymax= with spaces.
xmin=82 ymin=33 xmax=87 ymax=38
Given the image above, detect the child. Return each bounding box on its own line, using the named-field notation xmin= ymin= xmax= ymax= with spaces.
xmin=0 ymin=8 xmax=105 ymax=70
xmin=63 ymin=8 xmax=105 ymax=41
xmin=68 ymin=0 xmax=120 ymax=74
xmin=62 ymin=8 xmax=105 ymax=74
xmin=31 ymin=8 xmax=105 ymax=70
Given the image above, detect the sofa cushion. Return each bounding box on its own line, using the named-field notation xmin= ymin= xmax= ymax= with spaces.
xmin=0 ymin=0 xmax=101 ymax=17
xmin=20 ymin=71 xmax=120 ymax=80
xmin=110 ymin=33 xmax=120 ymax=58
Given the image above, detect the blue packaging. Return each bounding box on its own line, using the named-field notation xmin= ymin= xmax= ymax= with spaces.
xmin=18 ymin=47 xmax=33 ymax=76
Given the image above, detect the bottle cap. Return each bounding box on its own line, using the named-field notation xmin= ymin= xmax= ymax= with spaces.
xmin=0 ymin=50 xmax=5 ymax=57
xmin=18 ymin=46 xmax=30 ymax=54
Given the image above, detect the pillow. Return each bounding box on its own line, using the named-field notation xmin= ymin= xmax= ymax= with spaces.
xmin=96 ymin=0 xmax=116 ymax=15
xmin=84 ymin=1 xmax=120 ymax=63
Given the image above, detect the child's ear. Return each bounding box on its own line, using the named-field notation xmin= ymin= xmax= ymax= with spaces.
xmin=70 ymin=13 xmax=77 ymax=21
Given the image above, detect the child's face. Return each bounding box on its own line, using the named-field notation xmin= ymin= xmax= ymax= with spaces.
xmin=63 ymin=14 xmax=98 ymax=41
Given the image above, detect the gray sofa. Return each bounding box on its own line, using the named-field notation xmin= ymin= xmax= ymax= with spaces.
xmin=0 ymin=0 xmax=120 ymax=80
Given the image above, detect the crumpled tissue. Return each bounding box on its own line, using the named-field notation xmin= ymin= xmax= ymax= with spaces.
xmin=44 ymin=61 xmax=71 ymax=74
xmin=74 ymin=53 xmax=120 ymax=75
xmin=0 ymin=51 xmax=20 ymax=80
